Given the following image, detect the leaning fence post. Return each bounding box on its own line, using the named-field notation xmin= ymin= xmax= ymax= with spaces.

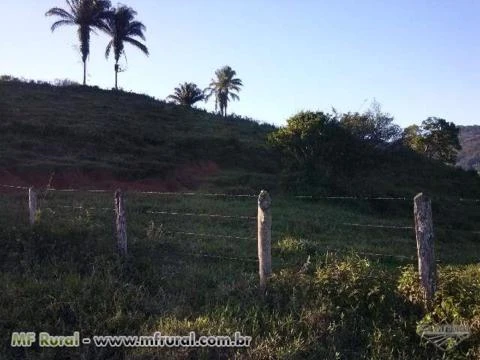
xmin=258 ymin=190 xmax=272 ymax=291
xmin=414 ymin=192 xmax=436 ymax=305
xmin=28 ymin=187 xmax=37 ymax=225
xmin=114 ymin=189 xmax=127 ymax=256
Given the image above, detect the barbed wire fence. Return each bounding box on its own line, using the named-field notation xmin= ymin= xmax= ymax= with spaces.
xmin=1 ymin=183 xmax=479 ymax=303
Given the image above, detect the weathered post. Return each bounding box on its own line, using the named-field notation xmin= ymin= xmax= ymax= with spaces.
xmin=114 ymin=189 xmax=127 ymax=256
xmin=414 ymin=192 xmax=436 ymax=306
xmin=28 ymin=187 xmax=37 ymax=226
xmin=258 ymin=190 xmax=272 ymax=291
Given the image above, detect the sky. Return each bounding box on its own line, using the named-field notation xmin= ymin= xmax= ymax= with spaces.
xmin=0 ymin=0 xmax=479 ymax=127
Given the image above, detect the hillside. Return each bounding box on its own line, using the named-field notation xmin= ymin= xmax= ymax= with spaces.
xmin=1 ymin=78 xmax=480 ymax=199
xmin=0 ymin=79 xmax=277 ymax=192
xmin=458 ymin=125 xmax=480 ymax=172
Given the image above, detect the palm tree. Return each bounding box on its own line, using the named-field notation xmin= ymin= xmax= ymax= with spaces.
xmin=103 ymin=5 xmax=149 ymax=90
xmin=46 ymin=0 xmax=112 ymax=85
xmin=167 ymin=82 xmax=205 ymax=107
xmin=205 ymin=66 xmax=243 ymax=117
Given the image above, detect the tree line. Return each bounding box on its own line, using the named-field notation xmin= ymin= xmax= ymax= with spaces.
xmin=46 ymin=0 xmax=243 ymax=117
xmin=269 ymin=102 xmax=463 ymax=189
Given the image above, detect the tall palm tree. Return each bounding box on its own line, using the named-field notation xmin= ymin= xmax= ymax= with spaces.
xmin=103 ymin=5 xmax=149 ymax=90
xmin=205 ymin=66 xmax=243 ymax=117
xmin=167 ymin=82 xmax=205 ymax=107
xmin=46 ymin=0 xmax=112 ymax=85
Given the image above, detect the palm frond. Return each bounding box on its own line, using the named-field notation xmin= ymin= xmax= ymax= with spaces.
xmin=50 ymin=19 xmax=75 ymax=31
xmin=166 ymin=94 xmax=181 ymax=102
xmin=45 ymin=7 xmax=75 ymax=21
xmin=105 ymin=40 xmax=113 ymax=58
xmin=127 ymin=22 xmax=147 ymax=39
xmin=124 ymin=37 xmax=149 ymax=55
xmin=229 ymin=93 xmax=240 ymax=101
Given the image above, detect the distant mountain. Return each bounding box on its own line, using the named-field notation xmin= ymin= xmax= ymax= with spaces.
xmin=457 ymin=126 xmax=480 ymax=172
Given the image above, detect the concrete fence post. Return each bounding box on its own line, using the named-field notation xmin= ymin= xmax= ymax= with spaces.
xmin=258 ymin=190 xmax=272 ymax=291
xmin=28 ymin=187 xmax=37 ymax=226
xmin=414 ymin=192 xmax=436 ymax=306
xmin=114 ymin=189 xmax=127 ymax=256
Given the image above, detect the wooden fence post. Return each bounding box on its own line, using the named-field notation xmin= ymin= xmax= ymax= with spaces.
xmin=114 ymin=189 xmax=127 ymax=256
xmin=414 ymin=192 xmax=436 ymax=305
xmin=258 ymin=190 xmax=272 ymax=291
xmin=28 ymin=187 xmax=37 ymax=226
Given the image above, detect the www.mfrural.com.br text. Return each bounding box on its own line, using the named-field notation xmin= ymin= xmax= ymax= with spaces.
xmin=11 ymin=331 xmax=252 ymax=348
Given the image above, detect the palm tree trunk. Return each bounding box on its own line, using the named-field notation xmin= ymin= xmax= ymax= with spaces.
xmin=83 ymin=60 xmax=87 ymax=86
xmin=115 ymin=63 xmax=119 ymax=90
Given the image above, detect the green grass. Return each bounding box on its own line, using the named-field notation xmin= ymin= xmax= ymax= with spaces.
xmin=0 ymin=190 xmax=479 ymax=359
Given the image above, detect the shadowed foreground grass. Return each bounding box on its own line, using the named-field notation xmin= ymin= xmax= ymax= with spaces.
xmin=0 ymin=191 xmax=479 ymax=359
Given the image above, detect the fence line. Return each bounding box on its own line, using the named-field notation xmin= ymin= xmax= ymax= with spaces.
xmin=41 ymin=204 xmax=480 ymax=235
xmin=147 ymin=210 xmax=256 ymax=220
xmin=2 ymin=183 xmax=480 ymax=203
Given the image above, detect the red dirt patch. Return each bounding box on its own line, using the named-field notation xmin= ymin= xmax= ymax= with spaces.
xmin=0 ymin=161 xmax=220 ymax=193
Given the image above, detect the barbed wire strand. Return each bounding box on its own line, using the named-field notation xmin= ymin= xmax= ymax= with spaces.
xmin=147 ymin=210 xmax=256 ymax=220
xmin=295 ymin=195 xmax=409 ymax=201
xmin=134 ymin=191 xmax=257 ymax=198
xmin=341 ymin=222 xmax=414 ymax=230
xmin=171 ymin=251 xmax=259 ymax=263
xmin=0 ymin=184 xmax=29 ymax=190
xmin=169 ymin=231 xmax=254 ymax=241
xmin=45 ymin=205 xmax=112 ymax=211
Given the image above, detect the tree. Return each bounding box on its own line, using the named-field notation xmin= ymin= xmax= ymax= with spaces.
xmin=103 ymin=5 xmax=148 ymax=90
xmin=422 ymin=117 xmax=461 ymax=164
xmin=166 ymin=82 xmax=205 ymax=106
xmin=205 ymin=66 xmax=243 ymax=117
xmin=268 ymin=111 xmax=364 ymax=187
xmin=339 ymin=100 xmax=402 ymax=145
xmin=403 ymin=117 xmax=461 ymax=164
xmin=46 ymin=0 xmax=112 ymax=85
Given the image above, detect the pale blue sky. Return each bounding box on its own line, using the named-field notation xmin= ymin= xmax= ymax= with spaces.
xmin=0 ymin=1 xmax=479 ymax=127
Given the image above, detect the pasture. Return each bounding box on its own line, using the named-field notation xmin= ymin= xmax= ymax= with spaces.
xmin=0 ymin=187 xmax=479 ymax=359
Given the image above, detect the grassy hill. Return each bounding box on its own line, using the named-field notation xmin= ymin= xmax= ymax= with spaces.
xmin=458 ymin=125 xmax=480 ymax=172
xmin=0 ymin=78 xmax=277 ymax=192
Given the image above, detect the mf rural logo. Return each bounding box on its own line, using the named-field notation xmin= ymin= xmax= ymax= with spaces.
xmin=417 ymin=323 xmax=471 ymax=351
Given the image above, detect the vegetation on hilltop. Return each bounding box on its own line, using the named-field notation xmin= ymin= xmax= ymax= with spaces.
xmin=269 ymin=111 xmax=480 ymax=198
xmin=205 ymin=66 xmax=243 ymax=117
xmin=167 ymin=83 xmax=206 ymax=107
xmin=403 ymin=117 xmax=461 ymax=164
